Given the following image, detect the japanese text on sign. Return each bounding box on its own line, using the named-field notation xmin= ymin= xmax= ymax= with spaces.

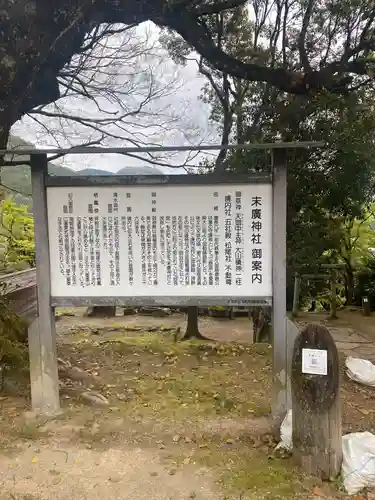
xmin=47 ymin=183 xmax=272 ymax=298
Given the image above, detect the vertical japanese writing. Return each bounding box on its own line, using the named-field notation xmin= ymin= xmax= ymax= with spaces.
xmin=151 ymin=192 xmax=159 ymax=285
xmin=63 ymin=217 xmax=71 ymax=286
xmin=140 ymin=216 xmax=146 ymax=285
xmin=125 ymin=193 xmax=133 ymax=286
xmin=52 ymin=185 xmax=269 ymax=296
xmin=69 ymin=216 xmax=77 ymax=285
xmin=178 ymin=215 xmax=184 ymax=285
xmin=68 ymin=192 xmax=74 ymax=214
xmin=224 ymin=194 xmax=233 ymax=286
xmin=102 ymin=216 xmax=108 ymax=251
xmin=88 ymin=216 xmax=95 ymax=285
xmin=172 ymin=216 xmax=178 ymax=285
xmin=190 ymin=216 xmax=196 ymax=285
xmin=160 ymin=216 xmax=165 ymax=265
xmin=213 ymin=214 xmax=220 ymax=286
xmin=184 ymin=216 xmax=189 ymax=285
xmin=235 ymin=191 xmax=244 ymax=286
xmin=113 ymin=192 xmax=120 ymax=286
xmin=207 ymin=215 xmax=214 ymax=286
xmin=202 ymin=216 xmax=208 ymax=285
xmin=93 ymin=192 xmax=99 ymax=214
xmin=77 ymin=217 xmax=84 ymax=287
xmin=108 ymin=215 xmax=115 ymax=286
xmin=251 ymin=196 xmax=263 ymax=285
xmin=94 ymin=215 xmax=102 ymax=286
xmin=152 ymin=215 xmax=158 ymax=285
xmin=126 ymin=216 xmax=134 ymax=285
xmin=58 ymin=217 xmax=64 ymax=278
xmin=196 ymin=216 xmax=202 ymax=285
xmin=83 ymin=216 xmax=90 ymax=287
xmin=146 ymin=215 xmax=152 ymax=285
xmin=165 ymin=216 xmax=172 ymax=285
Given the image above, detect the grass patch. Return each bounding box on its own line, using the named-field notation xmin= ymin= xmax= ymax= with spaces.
xmin=189 ymin=443 xmax=313 ymax=499
xmin=90 ymin=334 xmax=273 ymax=421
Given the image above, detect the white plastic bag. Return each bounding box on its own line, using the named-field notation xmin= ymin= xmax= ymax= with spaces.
xmin=275 ymin=409 xmax=292 ymax=451
xmin=342 ymin=432 xmax=375 ymax=494
xmin=345 ymin=357 xmax=375 ymax=387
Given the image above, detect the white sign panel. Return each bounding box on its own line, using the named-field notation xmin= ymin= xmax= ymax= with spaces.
xmin=302 ymin=348 xmax=328 ymax=375
xmin=46 ymin=183 xmax=272 ymax=299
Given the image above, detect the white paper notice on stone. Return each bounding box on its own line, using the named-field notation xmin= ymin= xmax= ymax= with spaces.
xmin=302 ymin=348 xmax=328 ymax=375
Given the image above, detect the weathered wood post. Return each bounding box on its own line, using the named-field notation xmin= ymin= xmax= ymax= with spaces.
xmin=291 ymin=323 xmax=342 ymax=479
xmin=271 ymin=148 xmax=288 ymax=421
xmin=362 ymin=296 xmax=371 ymax=316
xmin=292 ymin=272 xmax=301 ymax=317
xmin=29 ymin=154 xmax=60 ymax=415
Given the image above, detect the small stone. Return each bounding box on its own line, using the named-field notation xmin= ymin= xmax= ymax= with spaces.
xmin=226 ymin=438 xmax=234 ymax=445
xmin=169 ymin=469 xmax=177 ymax=475
xmin=184 ymin=436 xmax=192 ymax=443
xmin=52 ymin=477 xmax=61 ymax=485
xmin=81 ymin=391 xmax=109 ymax=406
xmin=189 ymin=492 xmax=197 ymax=499
xmin=109 ymin=475 xmax=121 ymax=483
xmin=150 ymin=471 xmax=158 ymax=477
xmin=172 ymin=435 xmax=181 ymax=443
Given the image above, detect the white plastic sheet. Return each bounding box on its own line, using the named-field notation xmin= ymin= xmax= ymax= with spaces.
xmin=275 ymin=409 xmax=293 ymax=451
xmin=275 ymin=412 xmax=375 ymax=494
xmin=342 ymin=432 xmax=375 ymax=495
xmin=345 ymin=357 xmax=375 ymax=387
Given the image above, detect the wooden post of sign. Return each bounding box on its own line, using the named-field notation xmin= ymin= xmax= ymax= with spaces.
xmin=29 ymin=154 xmax=60 ymax=415
xmin=362 ymin=296 xmax=371 ymax=316
xmin=271 ymin=148 xmax=288 ymax=421
xmin=291 ymin=323 xmax=342 ymax=479
xmin=292 ymin=272 xmax=301 ymax=317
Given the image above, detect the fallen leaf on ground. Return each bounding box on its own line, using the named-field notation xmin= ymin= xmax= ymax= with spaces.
xmin=358 ymin=408 xmax=370 ymax=415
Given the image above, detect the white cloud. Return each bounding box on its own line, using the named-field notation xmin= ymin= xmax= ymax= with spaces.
xmin=11 ymin=22 xmax=217 ymax=175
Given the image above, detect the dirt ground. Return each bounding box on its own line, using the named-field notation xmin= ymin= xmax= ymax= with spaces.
xmin=0 ymin=309 xmax=375 ymax=500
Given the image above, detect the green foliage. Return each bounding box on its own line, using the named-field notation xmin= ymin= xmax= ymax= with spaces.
xmin=0 ymin=300 xmax=28 ymax=371
xmin=0 ymin=198 xmax=35 ymax=272
xmin=162 ymin=5 xmax=375 ymax=308
xmin=332 ymin=209 xmax=375 ymax=266
xmin=355 ymin=257 xmax=375 ymax=308
xmin=0 ymin=163 xmax=74 ymax=200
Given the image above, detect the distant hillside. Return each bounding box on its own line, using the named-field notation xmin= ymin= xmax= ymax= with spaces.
xmin=2 ymin=136 xmax=75 ymax=198
xmin=2 ymin=136 xmax=164 ymax=200
xmin=75 ymin=168 xmax=112 ymax=176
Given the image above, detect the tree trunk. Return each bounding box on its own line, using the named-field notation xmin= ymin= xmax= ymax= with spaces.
xmin=182 ymin=306 xmax=207 ymax=340
xmin=251 ymin=307 xmax=271 ymax=343
xmin=346 ymin=267 xmax=354 ymax=306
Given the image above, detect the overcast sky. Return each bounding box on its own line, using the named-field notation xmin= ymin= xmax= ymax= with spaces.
xmin=11 ymin=22 xmax=217 ymax=175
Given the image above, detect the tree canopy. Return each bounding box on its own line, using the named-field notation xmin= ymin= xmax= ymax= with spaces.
xmin=2 ymin=0 xmax=375 ymax=150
